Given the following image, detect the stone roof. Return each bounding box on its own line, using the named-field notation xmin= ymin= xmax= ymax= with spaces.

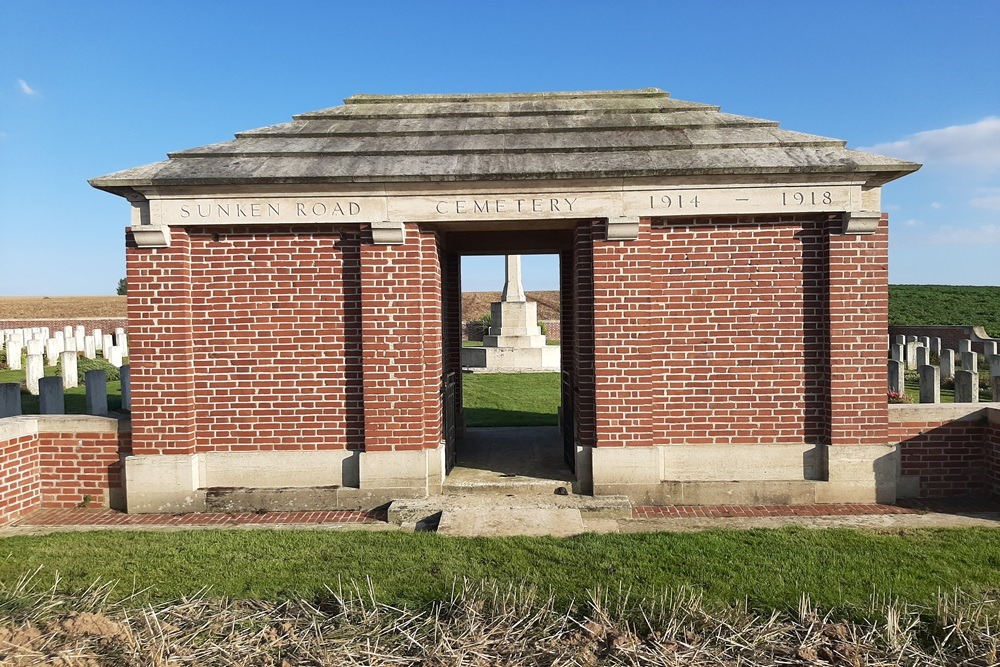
xmin=90 ymin=89 xmax=918 ymax=193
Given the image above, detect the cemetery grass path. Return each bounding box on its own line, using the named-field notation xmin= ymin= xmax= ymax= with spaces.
xmin=0 ymin=527 xmax=998 ymax=618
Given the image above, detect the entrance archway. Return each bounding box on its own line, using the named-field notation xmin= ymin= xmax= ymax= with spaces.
xmin=437 ymin=222 xmax=588 ymax=490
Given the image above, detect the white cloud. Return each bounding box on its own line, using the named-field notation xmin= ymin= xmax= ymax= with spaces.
xmin=859 ymin=117 xmax=1000 ymax=168
xmin=0 ymin=131 xmax=6 ymax=140
xmin=17 ymin=79 xmax=39 ymax=96
xmin=930 ymin=202 xmax=942 ymax=209
xmin=971 ymin=195 xmax=1000 ymax=211
xmin=924 ymin=224 xmax=1000 ymax=245
xmin=899 ymin=218 xmax=922 ymax=227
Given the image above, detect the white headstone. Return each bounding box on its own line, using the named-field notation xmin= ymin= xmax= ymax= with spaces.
xmin=102 ymin=334 xmax=113 ymax=359
xmin=85 ymin=370 xmax=108 ymax=415
xmin=26 ymin=353 xmax=44 ymax=395
xmin=118 ymin=333 xmax=129 ymax=358
xmin=75 ymin=325 xmax=85 ymax=349
xmin=26 ymin=339 xmax=43 ymax=357
xmin=108 ymin=346 xmax=123 ymax=368
xmin=0 ymin=383 xmax=20 ymax=418
xmin=120 ymin=365 xmax=131 ymax=411
xmin=918 ymin=364 xmax=940 ymax=404
xmin=984 ymin=340 xmax=998 ymax=362
xmin=45 ymin=338 xmax=60 ymax=366
xmin=959 ymin=339 xmax=972 ymax=354
xmin=83 ymin=335 xmax=97 ymax=360
xmin=38 ymin=376 xmax=65 ymax=415
xmin=63 ymin=325 xmax=73 ymax=340
xmin=60 ymin=350 xmax=79 ymax=389
xmin=961 ymin=350 xmax=978 ymax=373
xmin=5 ymin=341 xmax=21 ymax=371
xmin=940 ymin=349 xmax=956 ymax=380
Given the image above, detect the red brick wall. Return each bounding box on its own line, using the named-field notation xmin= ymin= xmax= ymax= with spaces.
xmin=0 ymin=426 xmax=40 ymax=525
xmin=0 ymin=418 xmax=132 ymax=525
xmin=361 ymin=225 xmax=443 ymax=452
xmin=592 ymin=219 xmax=654 ymax=447
xmin=647 ymin=215 xmax=831 ymax=445
xmin=126 ymin=228 xmax=197 ymax=455
xmin=986 ymin=415 xmax=1000 ymax=496
xmin=827 ymin=214 xmax=889 ymax=447
xmin=893 ymin=419 xmax=986 ymax=497
xmin=188 ymin=225 xmax=362 ymax=452
xmin=38 ymin=430 xmax=132 ymax=508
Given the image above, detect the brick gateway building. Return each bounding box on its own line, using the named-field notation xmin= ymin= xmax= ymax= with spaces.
xmin=90 ymin=89 xmax=919 ymax=513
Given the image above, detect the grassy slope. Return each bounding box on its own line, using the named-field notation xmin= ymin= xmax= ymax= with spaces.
xmin=462 ymin=372 xmax=560 ymax=427
xmin=0 ymin=528 xmax=998 ymax=614
xmin=889 ymin=285 xmax=1000 ymax=337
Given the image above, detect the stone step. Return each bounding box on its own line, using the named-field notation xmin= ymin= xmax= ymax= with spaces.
xmin=438 ymin=507 xmax=586 ymax=537
xmin=388 ymin=493 xmax=631 ymax=525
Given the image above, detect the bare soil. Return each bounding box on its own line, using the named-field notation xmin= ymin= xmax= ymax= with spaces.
xmin=0 ymin=294 xmax=555 ymax=321
xmin=0 ymin=296 xmax=126 ymax=319
xmin=463 ymin=290 xmax=560 ymax=320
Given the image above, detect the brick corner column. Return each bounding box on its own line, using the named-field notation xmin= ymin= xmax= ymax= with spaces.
xmin=589 ymin=217 xmax=655 ymax=448
xmin=125 ymin=226 xmax=197 ymax=456
xmin=360 ymin=224 xmax=441 ymax=453
xmin=826 ymin=213 xmax=890 ymax=449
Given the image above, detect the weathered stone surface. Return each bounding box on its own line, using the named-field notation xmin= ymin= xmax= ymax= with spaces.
xmin=90 ymin=89 xmax=918 ymax=191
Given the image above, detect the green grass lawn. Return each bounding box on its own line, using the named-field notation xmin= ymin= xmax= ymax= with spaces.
xmin=0 ymin=366 xmax=123 ymax=414
xmin=462 ymin=372 xmax=560 ymax=426
xmin=1 ymin=528 xmax=998 ymax=616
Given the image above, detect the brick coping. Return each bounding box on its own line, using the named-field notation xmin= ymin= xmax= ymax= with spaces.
xmin=12 ymin=500 xmax=997 ymax=528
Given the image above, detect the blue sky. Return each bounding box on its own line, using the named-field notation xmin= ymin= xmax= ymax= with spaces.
xmin=1 ymin=1 xmax=998 ymax=295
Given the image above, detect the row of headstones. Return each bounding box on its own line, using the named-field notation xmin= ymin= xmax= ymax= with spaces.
xmin=0 ymin=366 xmax=131 ymax=419
xmin=2 ymin=326 xmax=129 ymax=371
xmin=888 ymin=336 xmax=1000 ymax=403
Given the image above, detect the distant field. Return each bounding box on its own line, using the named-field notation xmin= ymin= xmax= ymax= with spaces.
xmin=0 ymin=296 xmax=126 ymax=319
xmin=2 ymin=286 xmax=996 ymax=333
xmin=889 ymin=285 xmax=1000 ymax=337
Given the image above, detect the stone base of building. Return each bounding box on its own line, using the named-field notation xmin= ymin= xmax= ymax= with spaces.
xmin=460 ymin=345 xmax=560 ymax=371
xmin=123 ymin=444 xmax=447 ymax=513
xmin=124 ymin=440 xmax=898 ymax=513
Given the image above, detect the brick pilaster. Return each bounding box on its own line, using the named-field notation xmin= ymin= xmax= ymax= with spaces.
xmin=360 ymin=225 xmax=441 ymax=451
xmin=826 ymin=214 xmax=890 ymax=446
xmin=125 ymin=227 xmax=197 ymax=455
xmin=590 ymin=218 xmax=654 ymax=447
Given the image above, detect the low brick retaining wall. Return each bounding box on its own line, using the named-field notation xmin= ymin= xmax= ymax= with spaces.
xmin=892 ymin=404 xmax=1000 ymax=498
xmin=0 ymin=415 xmax=131 ymax=525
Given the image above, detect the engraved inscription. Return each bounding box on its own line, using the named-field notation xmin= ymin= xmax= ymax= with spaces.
xmin=435 ymin=197 xmax=578 ymax=215
xmin=170 ymin=198 xmax=367 ymax=224
xmin=648 ymin=193 xmax=701 ymax=210
xmin=780 ymin=190 xmax=833 ymax=206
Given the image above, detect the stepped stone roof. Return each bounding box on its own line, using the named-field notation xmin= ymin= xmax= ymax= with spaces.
xmin=90 ymin=88 xmax=918 ymax=194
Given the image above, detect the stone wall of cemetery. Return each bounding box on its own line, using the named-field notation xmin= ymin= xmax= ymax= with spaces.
xmin=0 ymin=416 xmax=130 ymax=525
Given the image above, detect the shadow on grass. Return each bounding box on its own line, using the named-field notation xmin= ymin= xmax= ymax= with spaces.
xmin=463 ymin=408 xmax=558 ymax=428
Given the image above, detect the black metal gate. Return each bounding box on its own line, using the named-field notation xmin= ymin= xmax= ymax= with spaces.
xmin=443 ymin=371 xmax=458 ymax=473
xmin=561 ymin=370 xmax=575 ymax=472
